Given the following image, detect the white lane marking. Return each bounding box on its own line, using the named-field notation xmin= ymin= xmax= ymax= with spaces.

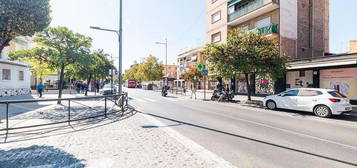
xmin=164 ymin=98 xmax=179 ymax=102
xmin=197 ymin=104 xmax=357 ymax=151
xmin=133 ymin=98 xmax=146 ymax=102
xmin=142 ymin=98 xmax=156 ymax=102
xmin=141 ymin=112 xmax=237 ymax=168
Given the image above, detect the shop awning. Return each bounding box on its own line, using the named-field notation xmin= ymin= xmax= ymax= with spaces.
xmin=288 ymin=54 xmax=357 ymax=70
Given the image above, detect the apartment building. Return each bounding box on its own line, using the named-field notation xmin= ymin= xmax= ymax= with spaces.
xmin=206 ymin=0 xmax=329 ymax=95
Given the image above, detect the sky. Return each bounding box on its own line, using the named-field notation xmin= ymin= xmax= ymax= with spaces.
xmin=49 ymin=0 xmax=357 ymax=70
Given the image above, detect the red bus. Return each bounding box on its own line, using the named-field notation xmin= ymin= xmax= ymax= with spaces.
xmin=128 ymin=80 xmax=137 ymax=88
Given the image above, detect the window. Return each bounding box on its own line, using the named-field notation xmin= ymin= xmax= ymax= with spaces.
xmin=255 ymin=17 xmax=271 ymax=28
xmin=211 ymin=11 xmax=221 ymax=23
xmin=282 ymin=90 xmax=299 ymax=96
xmin=211 ymin=32 xmax=221 ymax=43
xmin=299 ymin=90 xmax=323 ymax=96
xmin=19 ymin=71 xmax=24 ymax=81
xmin=2 ymin=69 xmax=11 ymax=80
xmin=328 ymin=91 xmax=347 ymax=98
xmin=299 ymin=70 xmax=305 ymax=77
xmin=228 ymin=6 xmax=235 ymax=14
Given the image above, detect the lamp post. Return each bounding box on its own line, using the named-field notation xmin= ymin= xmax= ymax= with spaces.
xmin=156 ymin=38 xmax=168 ymax=86
xmin=90 ymin=24 xmax=122 ymax=94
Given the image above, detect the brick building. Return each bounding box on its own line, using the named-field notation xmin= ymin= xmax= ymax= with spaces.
xmin=206 ymin=0 xmax=329 ymax=95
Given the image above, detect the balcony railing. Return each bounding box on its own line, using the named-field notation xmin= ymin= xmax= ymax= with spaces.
xmin=249 ymin=24 xmax=278 ymax=35
xmin=228 ymin=0 xmax=274 ymax=22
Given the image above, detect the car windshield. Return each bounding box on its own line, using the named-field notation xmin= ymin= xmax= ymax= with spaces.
xmin=328 ymin=91 xmax=347 ymax=98
xmin=103 ymin=85 xmax=112 ymax=88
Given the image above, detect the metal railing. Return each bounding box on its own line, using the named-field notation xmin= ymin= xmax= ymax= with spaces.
xmin=0 ymin=93 xmax=129 ymax=135
xmin=228 ymin=0 xmax=274 ymax=22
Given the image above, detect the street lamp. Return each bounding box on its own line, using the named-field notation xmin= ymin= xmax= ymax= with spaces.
xmin=89 ymin=0 xmax=123 ymax=94
xmin=156 ymin=38 xmax=168 ymax=86
xmin=90 ymin=24 xmax=123 ymax=94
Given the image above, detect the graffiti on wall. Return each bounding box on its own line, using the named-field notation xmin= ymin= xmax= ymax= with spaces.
xmin=0 ymin=88 xmax=31 ymax=97
xmin=255 ymin=76 xmax=274 ymax=95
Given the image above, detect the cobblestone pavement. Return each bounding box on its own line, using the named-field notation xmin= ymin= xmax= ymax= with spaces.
xmin=0 ymin=98 xmax=235 ymax=168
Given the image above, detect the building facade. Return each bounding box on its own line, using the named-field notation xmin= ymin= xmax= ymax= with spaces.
xmin=175 ymin=46 xmax=217 ymax=90
xmin=206 ymin=0 xmax=329 ymax=95
xmin=0 ymin=37 xmax=33 ymax=97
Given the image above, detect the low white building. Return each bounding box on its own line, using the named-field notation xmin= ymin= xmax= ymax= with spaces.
xmin=0 ymin=37 xmax=33 ymax=97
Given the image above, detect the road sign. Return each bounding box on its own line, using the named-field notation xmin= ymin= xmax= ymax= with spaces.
xmin=196 ymin=63 xmax=205 ymax=71
xmin=202 ymin=70 xmax=208 ymax=76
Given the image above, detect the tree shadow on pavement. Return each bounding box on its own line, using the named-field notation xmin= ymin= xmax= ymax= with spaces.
xmin=1 ymin=107 xmax=137 ymax=144
xmin=0 ymin=145 xmax=85 ymax=168
xmin=137 ymin=110 xmax=357 ymax=167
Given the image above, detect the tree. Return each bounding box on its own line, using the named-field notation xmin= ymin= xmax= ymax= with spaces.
xmin=203 ymin=28 xmax=289 ymax=101
xmin=137 ymin=55 xmax=164 ymax=82
xmin=123 ymin=62 xmax=140 ymax=82
xmin=69 ymin=49 xmax=114 ymax=96
xmin=183 ymin=67 xmax=202 ymax=83
xmin=0 ymin=0 xmax=51 ymax=54
xmin=123 ymin=55 xmax=164 ymax=83
xmin=11 ymin=27 xmax=92 ymax=103
xmin=9 ymin=48 xmax=55 ymax=83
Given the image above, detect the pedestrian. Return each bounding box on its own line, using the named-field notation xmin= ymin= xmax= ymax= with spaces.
xmin=183 ymin=85 xmax=186 ymax=96
xmin=190 ymin=83 xmax=197 ymax=99
xmin=37 ymin=82 xmax=45 ymax=98
xmin=76 ymin=82 xmax=81 ymax=93
xmin=95 ymin=82 xmax=100 ymax=93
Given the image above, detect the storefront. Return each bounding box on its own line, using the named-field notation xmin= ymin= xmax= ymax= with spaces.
xmin=287 ymin=53 xmax=357 ymax=104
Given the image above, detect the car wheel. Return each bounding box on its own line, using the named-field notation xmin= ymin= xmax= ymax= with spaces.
xmin=266 ymin=100 xmax=277 ymax=110
xmin=314 ymin=105 xmax=332 ymax=118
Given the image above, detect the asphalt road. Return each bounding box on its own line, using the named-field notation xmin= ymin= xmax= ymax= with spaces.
xmin=126 ymin=88 xmax=357 ymax=168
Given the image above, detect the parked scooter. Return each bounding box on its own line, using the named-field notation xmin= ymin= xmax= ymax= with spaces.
xmin=211 ymin=87 xmax=234 ymax=102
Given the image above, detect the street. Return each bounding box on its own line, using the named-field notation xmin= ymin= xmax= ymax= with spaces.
xmin=127 ymin=88 xmax=357 ymax=168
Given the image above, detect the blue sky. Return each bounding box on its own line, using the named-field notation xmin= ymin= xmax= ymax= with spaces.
xmin=50 ymin=0 xmax=356 ymax=70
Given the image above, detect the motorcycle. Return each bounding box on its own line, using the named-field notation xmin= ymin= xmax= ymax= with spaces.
xmin=161 ymin=89 xmax=168 ymax=97
xmin=211 ymin=88 xmax=234 ymax=102
xmin=161 ymin=85 xmax=169 ymax=97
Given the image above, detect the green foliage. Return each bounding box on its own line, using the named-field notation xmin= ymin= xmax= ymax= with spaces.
xmin=68 ymin=49 xmax=114 ymax=81
xmin=123 ymin=63 xmax=140 ymax=82
xmin=0 ymin=0 xmax=51 ymax=54
xmin=183 ymin=67 xmax=202 ymax=83
xmin=226 ymin=28 xmax=289 ymax=80
xmin=9 ymin=48 xmax=55 ymax=79
xmin=123 ymin=55 xmax=164 ymax=82
xmin=202 ymin=28 xmax=289 ymax=100
xmin=9 ymin=27 xmax=93 ymax=102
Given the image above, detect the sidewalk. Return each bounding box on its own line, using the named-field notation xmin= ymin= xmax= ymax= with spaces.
xmin=168 ymin=89 xmax=357 ymax=113
xmin=0 ymin=95 xmax=235 ymax=168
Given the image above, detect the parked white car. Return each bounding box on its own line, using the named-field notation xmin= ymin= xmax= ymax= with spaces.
xmin=263 ymin=88 xmax=353 ymax=118
xmin=99 ymin=84 xmax=117 ymax=95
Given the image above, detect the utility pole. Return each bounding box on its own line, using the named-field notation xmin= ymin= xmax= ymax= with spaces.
xmin=90 ymin=0 xmax=123 ymax=94
xmin=156 ymin=38 xmax=168 ymax=86
xmin=118 ymin=0 xmax=123 ymax=94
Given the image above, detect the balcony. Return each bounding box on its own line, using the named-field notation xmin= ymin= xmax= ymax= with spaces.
xmin=249 ymin=24 xmax=278 ymax=35
xmin=228 ymin=0 xmax=279 ymax=26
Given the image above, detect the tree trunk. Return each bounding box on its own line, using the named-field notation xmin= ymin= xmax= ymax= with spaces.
xmin=85 ymin=74 xmax=92 ymax=96
xmin=57 ymin=65 xmax=65 ymax=104
xmin=245 ymin=73 xmax=251 ymax=101
xmin=0 ymin=38 xmax=12 ymax=55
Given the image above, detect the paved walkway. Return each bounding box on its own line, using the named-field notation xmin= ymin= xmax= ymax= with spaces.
xmin=0 ymin=92 xmax=236 ymax=168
